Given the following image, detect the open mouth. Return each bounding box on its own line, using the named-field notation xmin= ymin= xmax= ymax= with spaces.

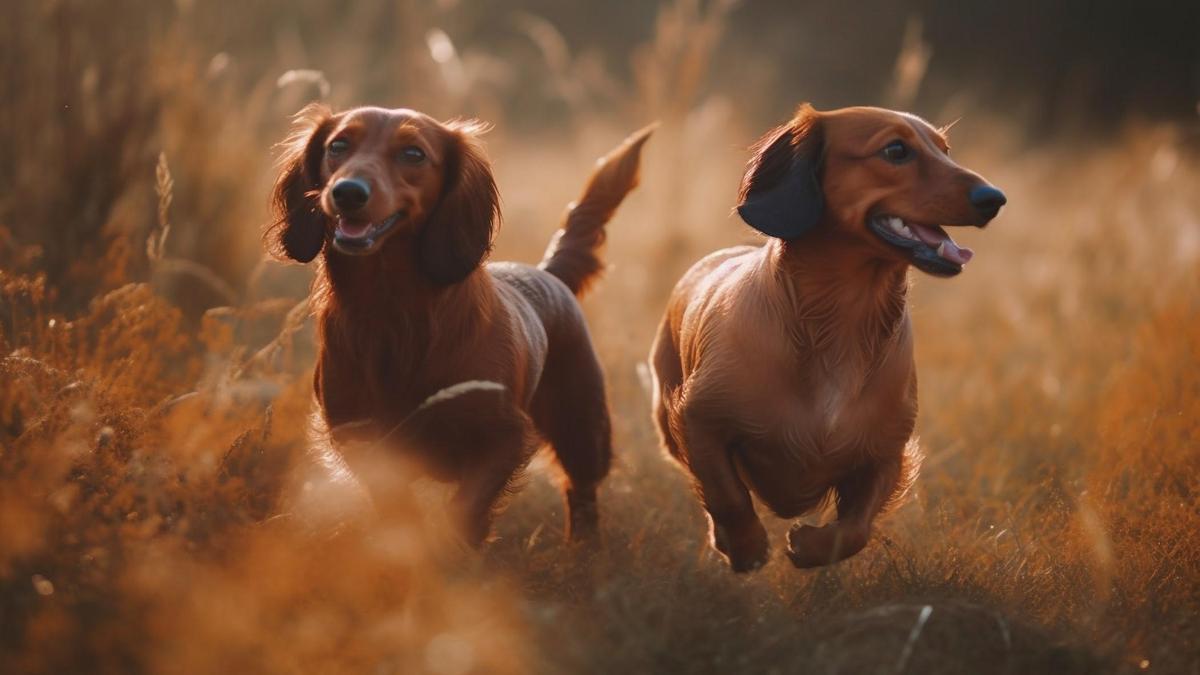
xmin=867 ymin=215 xmax=975 ymax=277
xmin=331 ymin=211 xmax=406 ymax=256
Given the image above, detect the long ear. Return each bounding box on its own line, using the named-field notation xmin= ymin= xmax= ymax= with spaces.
xmin=736 ymin=104 xmax=825 ymax=240
xmin=267 ymin=103 xmax=334 ymax=263
xmin=419 ymin=122 xmax=499 ymax=285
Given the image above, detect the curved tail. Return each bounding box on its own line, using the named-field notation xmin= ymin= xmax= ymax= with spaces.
xmin=539 ymin=124 xmax=655 ymax=296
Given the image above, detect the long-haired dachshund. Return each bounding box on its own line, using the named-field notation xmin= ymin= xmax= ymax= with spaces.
xmin=650 ymin=104 xmax=1005 ymax=571
xmin=269 ymin=104 xmax=651 ymax=545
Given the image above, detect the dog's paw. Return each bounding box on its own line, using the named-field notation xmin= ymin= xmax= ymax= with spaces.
xmin=786 ymin=522 xmax=867 ymax=568
xmin=712 ymin=518 xmax=769 ymax=573
xmin=785 ymin=523 xmax=831 ymax=568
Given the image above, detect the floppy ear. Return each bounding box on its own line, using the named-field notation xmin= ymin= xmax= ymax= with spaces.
xmin=268 ymin=103 xmax=334 ymax=263
xmin=419 ymin=122 xmax=499 ymax=285
xmin=736 ymin=104 xmax=825 ymax=240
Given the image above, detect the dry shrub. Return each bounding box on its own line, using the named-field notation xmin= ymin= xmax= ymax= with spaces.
xmin=1085 ymin=300 xmax=1200 ymax=670
xmin=0 ymin=275 xmax=526 ymax=675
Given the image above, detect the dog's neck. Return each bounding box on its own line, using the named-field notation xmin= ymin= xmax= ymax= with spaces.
xmin=315 ymin=235 xmax=498 ymax=353
xmin=764 ymin=235 xmax=909 ymax=364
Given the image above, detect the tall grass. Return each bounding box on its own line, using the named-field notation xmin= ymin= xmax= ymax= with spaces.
xmin=2 ymin=1 xmax=1197 ymax=673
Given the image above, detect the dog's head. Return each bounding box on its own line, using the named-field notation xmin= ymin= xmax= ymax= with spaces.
xmin=268 ymin=104 xmax=499 ymax=285
xmin=737 ymin=104 xmax=1006 ymax=277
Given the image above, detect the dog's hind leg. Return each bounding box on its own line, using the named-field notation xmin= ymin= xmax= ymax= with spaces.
xmin=532 ymin=332 xmax=612 ymax=542
xmin=650 ymin=318 xmax=685 ymax=460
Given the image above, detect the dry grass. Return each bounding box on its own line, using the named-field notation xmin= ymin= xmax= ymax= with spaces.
xmin=2 ymin=1 xmax=1198 ymax=673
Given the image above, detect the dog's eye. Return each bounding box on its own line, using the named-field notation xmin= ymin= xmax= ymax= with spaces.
xmin=328 ymin=139 xmax=350 ymax=156
xmin=399 ymin=146 xmax=426 ymax=164
xmin=881 ymin=140 xmax=912 ymax=164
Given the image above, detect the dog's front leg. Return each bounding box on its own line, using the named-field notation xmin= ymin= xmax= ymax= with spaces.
xmin=449 ymin=418 xmax=536 ymax=548
xmin=679 ymin=408 xmax=768 ymax=572
xmin=785 ymin=456 xmax=902 ymax=567
xmin=451 ymin=450 xmax=530 ymax=548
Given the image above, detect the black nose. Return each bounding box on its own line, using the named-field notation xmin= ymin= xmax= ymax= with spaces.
xmin=969 ymin=185 xmax=1007 ymax=221
xmin=331 ymin=178 xmax=370 ymax=212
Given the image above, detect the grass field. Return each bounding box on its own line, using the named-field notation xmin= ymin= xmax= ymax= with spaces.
xmin=2 ymin=2 xmax=1198 ymax=673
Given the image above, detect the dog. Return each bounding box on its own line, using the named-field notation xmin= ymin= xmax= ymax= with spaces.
xmin=649 ymin=104 xmax=1005 ymax=571
xmin=268 ymin=104 xmax=651 ymax=545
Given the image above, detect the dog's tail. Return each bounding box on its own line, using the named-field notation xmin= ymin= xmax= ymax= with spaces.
xmin=538 ymin=124 xmax=655 ymax=297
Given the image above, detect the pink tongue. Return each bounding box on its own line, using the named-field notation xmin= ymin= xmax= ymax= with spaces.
xmin=908 ymin=223 xmax=974 ymax=265
xmin=337 ymin=219 xmax=372 ymax=238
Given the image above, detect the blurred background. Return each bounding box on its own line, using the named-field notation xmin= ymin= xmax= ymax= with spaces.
xmin=1 ymin=1 xmax=1197 ymax=674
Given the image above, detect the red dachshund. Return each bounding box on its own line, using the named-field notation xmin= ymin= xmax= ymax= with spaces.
xmin=269 ymin=104 xmax=651 ymax=545
xmin=650 ymin=105 xmax=1005 ymax=571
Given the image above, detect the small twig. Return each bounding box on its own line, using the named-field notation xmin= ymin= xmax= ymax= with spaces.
xmin=524 ymin=522 xmax=545 ymax=553
xmin=276 ymin=69 xmax=331 ymax=98
xmin=990 ymin=610 xmax=1014 ymax=675
xmin=236 ymin=296 xmax=312 ymax=378
xmin=894 ymin=604 xmax=932 ymax=674
xmin=328 ymin=380 xmax=508 ymax=452
xmin=152 ymin=258 xmax=238 ymax=305
xmin=879 ymin=534 xmax=908 ymax=584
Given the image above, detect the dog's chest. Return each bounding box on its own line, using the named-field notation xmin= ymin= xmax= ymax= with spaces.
xmin=784 ymin=371 xmax=873 ymax=452
xmin=741 ymin=345 xmax=914 ymax=461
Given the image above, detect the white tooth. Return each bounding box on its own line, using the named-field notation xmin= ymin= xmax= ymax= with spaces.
xmin=900 ymin=225 xmax=914 ymax=239
xmin=937 ymin=241 xmax=947 ymax=258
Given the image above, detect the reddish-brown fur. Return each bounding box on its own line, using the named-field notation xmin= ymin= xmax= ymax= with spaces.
xmin=269 ymin=104 xmax=651 ymax=545
xmin=651 ymin=105 xmax=1004 ymax=571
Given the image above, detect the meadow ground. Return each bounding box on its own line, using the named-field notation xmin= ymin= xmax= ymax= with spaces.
xmin=2 ymin=2 xmax=1198 ymax=673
